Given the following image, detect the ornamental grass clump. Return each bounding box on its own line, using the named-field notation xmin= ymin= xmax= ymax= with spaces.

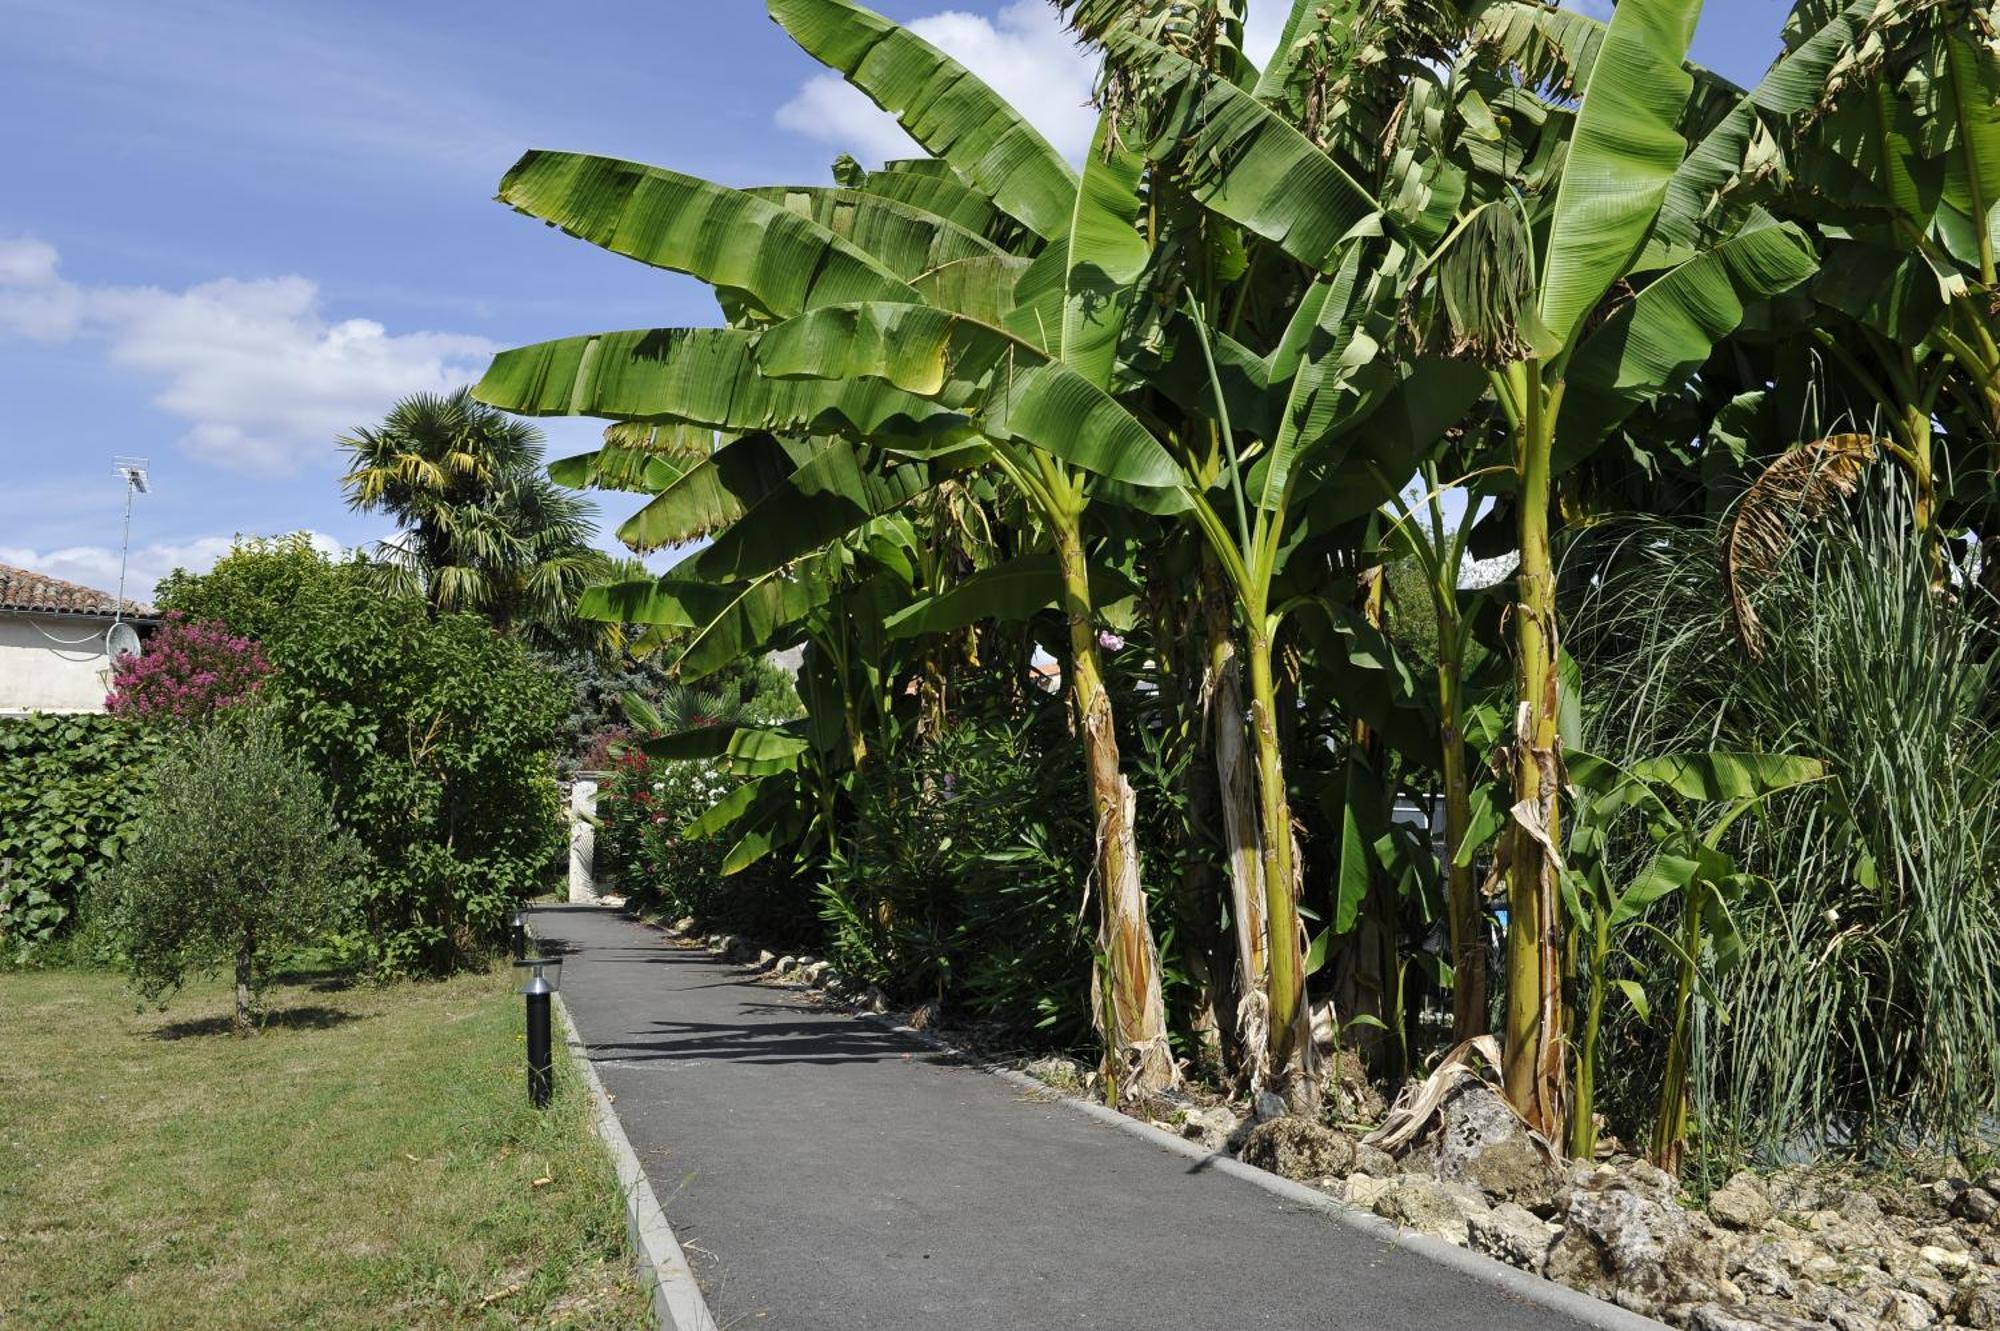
xmin=105 ymin=711 xmax=360 ymax=1033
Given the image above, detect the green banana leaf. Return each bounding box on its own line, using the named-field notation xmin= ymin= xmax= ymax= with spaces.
xmin=1627 ymin=752 xmax=1825 ymax=803
xmin=548 ymin=446 xmax=696 ymax=495
xmin=665 ymin=440 xmax=935 ymax=585
xmin=498 ymin=151 xmax=916 ymax=317
xmin=1537 ymin=0 xmax=1701 ymax=350
xmin=842 ymin=156 xmax=1024 ymax=245
xmin=881 ymin=553 xmax=1136 ymax=639
xmin=767 ymin=0 xmax=1077 ymax=239
xmin=743 ymin=184 xmax=1008 ymax=281
xmin=755 ymin=303 xmax=1183 ymax=489
xmin=1062 ymin=112 xmax=1149 ymax=390
xmin=1654 ymin=0 xmax=1876 ymax=249
xmin=616 ymin=434 xmax=816 ymax=554
xmin=475 ymin=327 xmax=967 ymax=441
xmin=579 ymin=565 xmax=835 ymax=682
xmin=1117 ymin=32 xmax=1381 ymax=273
xmin=1556 ymin=210 xmax=1820 ymax=470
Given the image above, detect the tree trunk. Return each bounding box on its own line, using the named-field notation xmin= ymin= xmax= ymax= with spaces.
xmin=1053 ymin=511 xmax=1178 ymax=1101
xmin=1208 ymin=617 xmax=1268 ymax=1087
xmin=1503 ymin=380 xmax=1567 ymax=1141
xmin=1245 ymin=620 xmax=1314 ymax=1110
xmin=1158 ymin=558 xmax=1226 ymax=1079
xmin=1438 ymin=627 xmax=1487 ymax=1043
xmin=234 ymin=925 xmax=256 ymax=1035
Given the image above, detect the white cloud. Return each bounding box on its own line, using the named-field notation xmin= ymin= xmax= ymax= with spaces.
xmin=777 ymin=1 xmax=1100 ymax=163
xmin=0 ymin=532 xmax=347 ymax=602
xmin=0 ymin=238 xmax=494 ymax=474
xmin=775 ymin=2 xmax=1295 ymax=167
xmin=1243 ymin=4 xmax=1287 ymax=68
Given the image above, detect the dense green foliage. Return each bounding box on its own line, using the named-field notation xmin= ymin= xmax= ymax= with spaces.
xmin=158 ymin=537 xmax=568 ymax=974
xmin=105 ymin=713 xmax=360 ymax=1027
xmin=0 ymin=713 xmax=157 ymax=954
xmin=486 ymin=0 xmax=2000 ymax=1169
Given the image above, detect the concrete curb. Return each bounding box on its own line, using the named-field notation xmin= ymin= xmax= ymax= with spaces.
xmin=552 ymin=991 xmax=720 ymax=1331
xmin=853 ymin=1008 xmax=1673 ymax=1331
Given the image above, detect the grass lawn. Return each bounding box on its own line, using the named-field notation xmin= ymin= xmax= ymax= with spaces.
xmin=0 ymin=960 xmax=653 ymax=1330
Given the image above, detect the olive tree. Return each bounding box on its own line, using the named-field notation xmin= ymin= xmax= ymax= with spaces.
xmin=107 ymin=712 xmax=359 ymax=1032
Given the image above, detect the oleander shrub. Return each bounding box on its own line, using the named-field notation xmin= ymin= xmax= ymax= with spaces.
xmin=106 ymin=614 xmax=269 ymax=726
xmin=0 ymin=712 xmax=159 ymax=955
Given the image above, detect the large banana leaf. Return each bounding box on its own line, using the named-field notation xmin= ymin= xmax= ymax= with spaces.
xmin=912 ymin=254 xmax=1036 ymax=324
xmin=843 ymin=157 xmax=1023 ymax=246
xmin=767 ymin=0 xmax=1077 ymax=239
xmin=497 ymin=151 xmax=915 ymax=317
xmin=578 ymin=564 xmax=834 ymax=681
xmin=1254 ymin=238 xmax=1402 ymax=512
xmin=641 ymin=722 xmax=809 ymax=776
xmin=548 ymin=446 xmax=696 ymax=495
xmin=1537 ymin=0 xmax=1701 ymax=350
xmin=1556 ymin=210 xmax=1820 ymax=469
xmin=1653 ymin=0 xmax=1876 ymax=249
xmin=756 ymin=302 xmax=1183 ymax=489
xmin=665 ymin=440 xmax=936 ymax=585
xmin=1627 ymin=752 xmax=1825 ymax=803
xmin=1062 ymin=112 xmax=1149 ymax=390
xmin=475 ymin=327 xmax=966 ymax=440
xmin=881 ymin=553 xmax=1136 ymax=639
xmin=1942 ymin=35 xmax=2000 ymax=274
xmin=1119 ymin=33 xmax=1381 ymax=273
xmin=616 ymin=433 xmax=815 ymax=553
xmin=743 ymin=185 xmax=1007 ymax=281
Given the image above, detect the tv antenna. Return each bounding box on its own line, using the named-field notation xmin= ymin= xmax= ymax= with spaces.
xmin=112 ymin=457 xmax=150 ymax=634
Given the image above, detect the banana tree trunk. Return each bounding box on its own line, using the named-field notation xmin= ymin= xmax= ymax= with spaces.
xmin=1503 ymin=379 xmax=1567 ymax=1141
xmin=1245 ymin=619 xmax=1314 ymax=1110
xmin=1208 ymin=618 xmax=1269 ymax=1086
xmin=1053 ymin=509 xmax=1178 ymax=1101
xmin=1438 ymin=627 xmax=1487 ymax=1042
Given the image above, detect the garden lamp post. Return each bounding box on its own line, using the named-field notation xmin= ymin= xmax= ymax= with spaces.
xmin=514 ymin=954 xmax=562 ymax=1109
xmin=511 ymin=909 xmax=529 ymax=961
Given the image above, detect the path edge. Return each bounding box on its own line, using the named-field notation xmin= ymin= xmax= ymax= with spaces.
xmin=553 ymin=990 xmax=721 ymax=1331
xmin=857 ymin=1009 xmax=1672 ymax=1331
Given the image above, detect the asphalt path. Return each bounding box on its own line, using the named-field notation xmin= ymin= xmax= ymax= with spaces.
xmin=532 ymin=904 xmax=1604 ymax=1331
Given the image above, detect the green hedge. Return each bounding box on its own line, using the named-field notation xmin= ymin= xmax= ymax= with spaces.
xmin=0 ymin=712 xmax=158 ymax=952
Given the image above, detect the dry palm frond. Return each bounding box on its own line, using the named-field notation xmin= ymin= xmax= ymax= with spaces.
xmin=1723 ymin=433 xmax=1879 ymax=660
xmin=603 ymin=420 xmax=716 ymax=465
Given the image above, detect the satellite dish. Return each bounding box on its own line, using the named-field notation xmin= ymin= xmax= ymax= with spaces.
xmin=106 ymin=622 xmax=141 ymax=660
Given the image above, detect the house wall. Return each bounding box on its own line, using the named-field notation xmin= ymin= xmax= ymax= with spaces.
xmin=0 ymin=614 xmax=118 ymax=714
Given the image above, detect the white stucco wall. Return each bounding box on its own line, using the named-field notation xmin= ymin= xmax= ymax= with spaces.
xmin=0 ymin=614 xmax=119 ymax=714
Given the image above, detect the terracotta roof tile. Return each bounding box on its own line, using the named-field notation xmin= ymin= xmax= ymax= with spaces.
xmin=0 ymin=563 xmax=152 ymax=618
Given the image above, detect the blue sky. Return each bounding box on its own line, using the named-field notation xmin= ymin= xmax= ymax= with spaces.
xmin=0 ymin=0 xmax=1796 ymax=597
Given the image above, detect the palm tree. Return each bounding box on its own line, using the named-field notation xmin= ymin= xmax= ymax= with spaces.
xmin=340 ymin=388 xmax=610 ymax=650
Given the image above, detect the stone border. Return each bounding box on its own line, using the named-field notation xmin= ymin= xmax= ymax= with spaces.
xmin=552 ymin=991 xmax=720 ymax=1331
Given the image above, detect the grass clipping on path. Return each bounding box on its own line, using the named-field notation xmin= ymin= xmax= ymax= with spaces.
xmin=0 ymin=963 xmax=652 ymax=1330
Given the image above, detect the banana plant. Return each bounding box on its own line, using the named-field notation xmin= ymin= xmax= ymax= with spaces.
xmin=1562 ymin=750 xmax=1825 ymax=1167
xmin=475 ymin=0 xmax=1193 ymax=1102
xmin=1416 ymin=0 xmax=1823 ymax=1138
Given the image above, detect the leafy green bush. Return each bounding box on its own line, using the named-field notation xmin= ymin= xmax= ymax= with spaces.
xmin=105 ymin=712 xmax=360 ymax=1030
xmin=822 ymin=714 xmax=1101 ymax=1039
xmin=0 ymin=713 xmax=158 ymax=955
xmin=157 ymin=536 xmax=568 ymax=974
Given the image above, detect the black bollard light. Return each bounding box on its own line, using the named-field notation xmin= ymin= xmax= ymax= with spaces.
xmin=511 ymin=909 xmax=529 ymax=961
xmin=514 ymin=955 xmax=562 ymax=1109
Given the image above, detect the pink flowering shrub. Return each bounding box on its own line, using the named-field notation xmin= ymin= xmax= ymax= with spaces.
xmin=107 ymin=614 xmax=271 ymax=725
